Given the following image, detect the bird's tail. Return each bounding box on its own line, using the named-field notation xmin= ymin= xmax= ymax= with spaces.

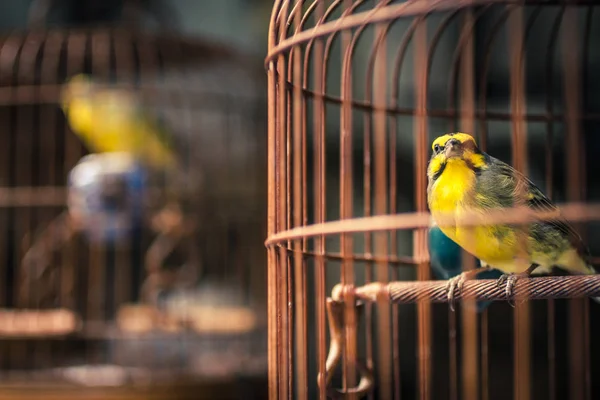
xmin=580 ymin=260 xmax=600 ymax=304
xmin=574 ymin=260 xmax=600 ymax=304
xmin=584 ymin=265 xmax=600 ymax=305
xmin=553 ymin=248 xmax=600 ymax=303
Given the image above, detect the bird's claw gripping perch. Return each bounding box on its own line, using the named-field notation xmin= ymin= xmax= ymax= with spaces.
xmin=446 ymin=275 xmax=466 ymax=312
xmin=497 ymin=274 xmax=520 ymax=307
xmin=317 ymin=295 xmax=374 ymax=398
xmin=496 ymin=264 xmax=539 ymax=307
xmin=445 ymin=268 xmax=491 ymax=312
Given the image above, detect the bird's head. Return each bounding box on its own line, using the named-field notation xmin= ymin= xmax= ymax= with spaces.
xmin=61 ymin=74 xmax=94 ymax=111
xmin=427 ymin=132 xmax=486 ymax=180
xmin=60 ymin=74 xmax=98 ymax=138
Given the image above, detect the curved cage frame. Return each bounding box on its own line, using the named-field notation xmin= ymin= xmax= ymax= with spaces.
xmin=266 ymin=0 xmax=600 ymax=399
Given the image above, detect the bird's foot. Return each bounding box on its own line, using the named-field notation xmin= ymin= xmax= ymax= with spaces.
xmin=496 ymin=274 xmax=520 ymax=307
xmin=496 ymin=264 xmax=539 ymax=307
xmin=445 ymin=268 xmax=487 ymax=312
xmin=496 ymin=274 xmax=509 ymax=289
xmin=445 ymin=275 xmax=464 ymax=312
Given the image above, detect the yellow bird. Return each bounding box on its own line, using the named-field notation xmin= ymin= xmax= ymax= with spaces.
xmin=61 ymin=74 xmax=177 ymax=170
xmin=426 ymin=132 xmax=598 ymax=304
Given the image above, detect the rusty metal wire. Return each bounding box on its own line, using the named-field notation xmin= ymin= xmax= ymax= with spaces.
xmin=344 ymin=276 xmax=600 ymax=304
xmin=0 ymin=187 xmax=66 ymax=207
xmin=265 ymin=202 xmax=600 ymax=247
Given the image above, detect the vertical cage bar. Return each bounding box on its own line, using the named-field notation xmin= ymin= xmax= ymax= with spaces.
xmin=373 ymin=16 xmax=392 ymax=400
xmin=364 ymin=71 xmax=375 ymax=400
xmin=544 ymin=8 xmax=563 ymax=400
xmin=135 ymin=34 xmax=160 ymax=325
xmin=267 ymin=54 xmax=279 ymax=400
xmin=62 ymin=31 xmax=86 ymax=324
xmin=388 ymin=38 xmax=400 ymax=400
xmin=267 ymin=3 xmax=282 ymax=399
xmin=277 ymin=56 xmax=291 ymax=400
xmin=384 ymin=13 xmax=413 ymax=400
xmin=112 ymin=29 xmax=134 ymax=311
xmin=15 ymin=32 xmax=41 ymax=307
xmin=292 ymin=1 xmax=308 ymax=399
xmin=562 ymin=6 xmax=588 ymax=400
xmin=362 ymin=5 xmax=374 ymax=400
xmin=414 ymin=14 xmax=431 ymax=400
xmin=88 ymin=28 xmax=111 ymax=340
xmin=0 ymin=35 xmax=10 ymax=319
xmin=582 ymin=7 xmax=593 ymax=400
xmin=284 ymin=19 xmax=293 ymax=395
xmin=458 ymin=8 xmax=479 ymax=400
xmin=447 ymin=16 xmax=462 ymax=394
xmin=312 ymin=1 xmax=327 ymax=398
xmin=14 ymin=32 xmax=40 ymax=373
xmin=111 ymin=28 xmax=135 ymax=371
xmin=0 ymin=33 xmax=20 ymax=377
xmin=37 ymin=29 xmax=63 ymax=371
xmin=341 ymin=0 xmax=357 ymax=395
xmin=476 ymin=14 xmax=492 ymax=397
xmin=508 ymin=6 xmax=531 ymax=400
xmin=449 ymin=310 xmax=458 ymax=400
xmin=277 ymin=3 xmax=291 ymax=399
xmin=481 ymin=311 xmax=489 ymax=400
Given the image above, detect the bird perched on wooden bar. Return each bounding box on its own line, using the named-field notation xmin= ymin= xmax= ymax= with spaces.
xmin=61 ymin=73 xmax=178 ymax=170
xmin=426 ymin=132 xmax=599 ymax=307
xmin=428 ymin=221 xmax=502 ymax=311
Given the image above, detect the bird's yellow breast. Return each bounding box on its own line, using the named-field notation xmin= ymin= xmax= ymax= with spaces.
xmin=429 ymin=160 xmax=523 ymax=267
xmin=428 ymin=160 xmax=476 ymax=213
xmin=66 ymin=99 xmax=127 ymax=153
xmin=428 ymin=160 xmax=477 ymax=241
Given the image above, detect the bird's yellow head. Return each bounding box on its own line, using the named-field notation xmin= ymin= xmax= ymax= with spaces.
xmin=60 ymin=74 xmax=98 ymax=139
xmin=427 ymin=132 xmax=487 ymax=181
xmin=61 ymin=74 xmax=93 ymax=111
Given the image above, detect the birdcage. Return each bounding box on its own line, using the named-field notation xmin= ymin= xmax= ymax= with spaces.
xmin=0 ymin=1 xmax=267 ymax=399
xmin=266 ymin=1 xmax=600 ymax=399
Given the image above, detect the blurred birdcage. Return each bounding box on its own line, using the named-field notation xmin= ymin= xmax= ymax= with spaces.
xmin=0 ymin=0 xmax=267 ymax=399
xmin=266 ymin=1 xmax=600 ymax=399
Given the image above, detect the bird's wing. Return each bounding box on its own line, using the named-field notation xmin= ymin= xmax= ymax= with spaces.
xmin=483 ymin=156 xmax=590 ymax=258
xmin=92 ymin=85 xmax=182 ymax=169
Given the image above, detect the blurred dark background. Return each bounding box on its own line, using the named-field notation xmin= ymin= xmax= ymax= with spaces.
xmin=0 ymin=1 xmax=273 ymax=399
xmin=0 ymin=0 xmax=271 ymax=53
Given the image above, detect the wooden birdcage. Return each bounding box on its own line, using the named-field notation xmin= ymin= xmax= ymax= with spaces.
xmin=266 ymin=1 xmax=600 ymax=399
xmin=0 ymin=1 xmax=267 ymax=399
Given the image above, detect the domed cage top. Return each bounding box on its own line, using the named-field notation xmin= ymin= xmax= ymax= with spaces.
xmin=266 ymin=1 xmax=600 ymax=399
xmin=0 ymin=1 xmax=268 ymax=398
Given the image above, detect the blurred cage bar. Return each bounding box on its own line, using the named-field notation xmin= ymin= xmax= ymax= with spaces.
xmin=266 ymin=0 xmax=600 ymax=399
xmin=0 ymin=1 xmax=268 ymax=399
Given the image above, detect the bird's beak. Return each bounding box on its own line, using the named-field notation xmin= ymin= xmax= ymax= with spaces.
xmin=444 ymin=139 xmax=462 ymax=159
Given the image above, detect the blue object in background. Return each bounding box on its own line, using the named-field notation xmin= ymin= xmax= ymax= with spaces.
xmin=428 ymin=225 xmax=502 ymax=312
xmin=67 ymin=152 xmax=149 ymax=243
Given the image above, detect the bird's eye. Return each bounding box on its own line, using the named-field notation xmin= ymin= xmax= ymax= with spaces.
xmin=433 ymin=144 xmax=441 ymax=154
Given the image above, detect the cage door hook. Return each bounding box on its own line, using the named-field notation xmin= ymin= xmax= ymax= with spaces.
xmin=317 ymin=296 xmax=374 ymax=398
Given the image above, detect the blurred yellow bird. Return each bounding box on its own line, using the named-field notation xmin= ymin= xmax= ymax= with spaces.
xmin=61 ymin=74 xmax=177 ymax=169
xmin=426 ymin=132 xmax=598 ymax=304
